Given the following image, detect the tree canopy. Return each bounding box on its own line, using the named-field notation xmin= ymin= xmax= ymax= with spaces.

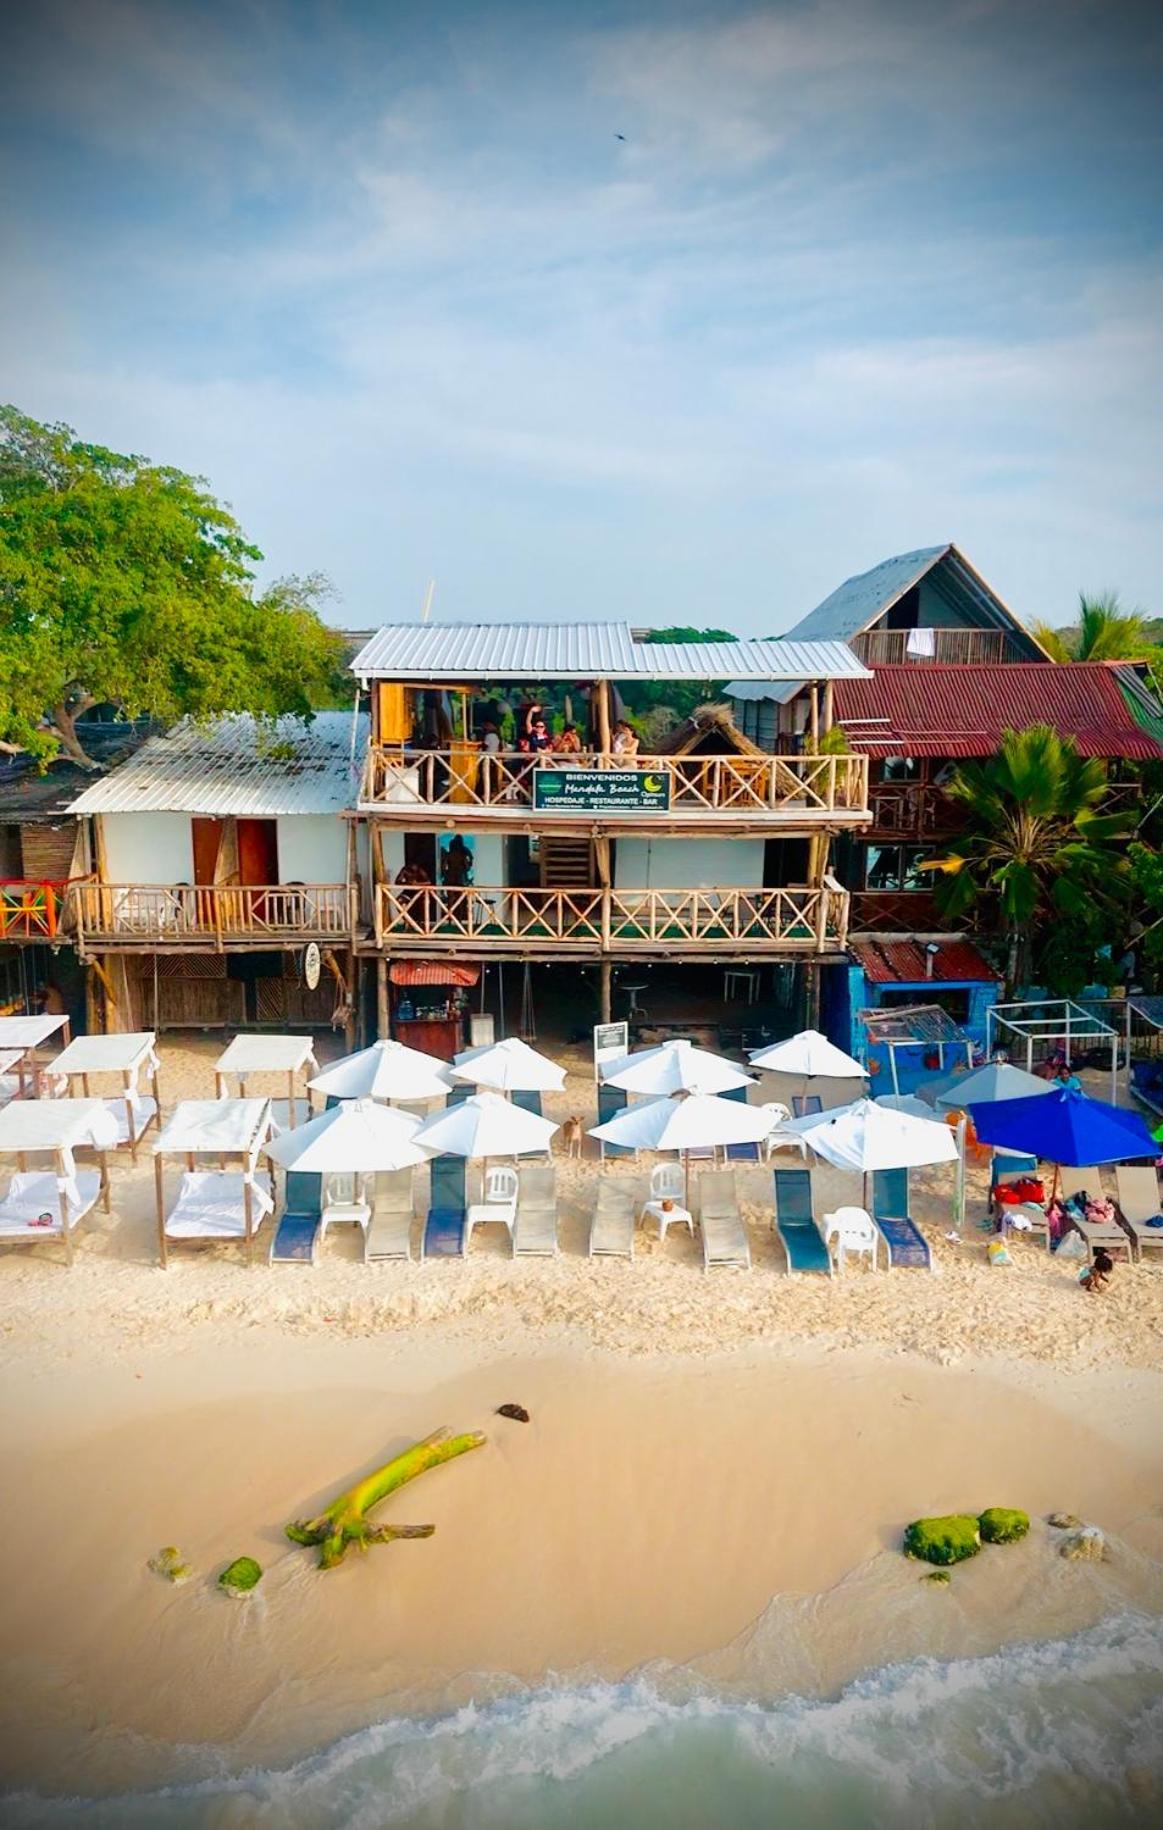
xmin=0 ymin=407 xmax=347 ymax=766
xmin=1031 ymin=590 xmax=1154 ymax=663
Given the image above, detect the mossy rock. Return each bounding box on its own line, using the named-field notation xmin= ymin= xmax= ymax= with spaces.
xmin=218 ymin=1555 xmax=263 ymax=1596
xmin=903 ymin=1514 xmax=981 ymax=1565
xmin=978 ymin=1507 xmax=1030 ymax=1545
xmin=921 ymin=1569 xmax=952 ymax=1587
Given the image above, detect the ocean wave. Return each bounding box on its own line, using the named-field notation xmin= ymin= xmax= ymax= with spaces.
xmin=4 ymin=1611 xmax=1162 ymax=1829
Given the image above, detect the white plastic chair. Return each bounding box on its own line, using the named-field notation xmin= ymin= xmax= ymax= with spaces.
xmin=465 ymin=1165 xmax=519 ymax=1247
xmin=321 ymin=1171 xmax=373 ymax=1236
xmin=761 ymin=1101 xmax=795 ymax=1160
xmin=821 ymin=1205 xmax=878 ymax=1274
xmin=649 ymin=1162 xmax=685 ymax=1203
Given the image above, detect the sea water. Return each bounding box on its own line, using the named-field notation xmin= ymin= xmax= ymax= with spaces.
xmin=4 ymin=1611 xmax=1162 ymax=1829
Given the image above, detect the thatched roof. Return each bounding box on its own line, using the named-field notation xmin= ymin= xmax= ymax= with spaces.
xmin=656 ymin=703 xmax=768 ymax=759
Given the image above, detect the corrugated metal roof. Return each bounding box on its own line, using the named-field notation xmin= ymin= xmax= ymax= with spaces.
xmin=67 ymin=713 xmax=365 ymax=816
xmin=780 ymin=544 xmax=1048 ymax=658
xmin=351 ymin=623 xmax=870 ymax=683
xmin=831 ymin=665 xmax=1163 ymax=760
xmin=1116 ymin=665 xmax=1163 ymax=748
xmin=851 ymin=938 xmax=1001 ymax=985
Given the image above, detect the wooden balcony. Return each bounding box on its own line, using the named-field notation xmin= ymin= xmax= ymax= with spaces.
xmin=0 ymin=880 xmax=70 ymax=942
xmin=71 ymin=882 xmax=354 ymax=949
xmin=360 ymin=749 xmax=869 ymax=824
xmin=850 ymin=629 xmax=1029 ymax=667
xmin=867 ymin=783 xmax=957 ymax=840
xmin=375 ymin=881 xmax=850 ymax=956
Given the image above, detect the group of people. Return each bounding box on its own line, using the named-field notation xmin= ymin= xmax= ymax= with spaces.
xmin=479 ymin=702 xmax=640 ymax=759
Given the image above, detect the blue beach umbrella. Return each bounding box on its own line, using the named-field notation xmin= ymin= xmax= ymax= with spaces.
xmin=967 ymin=1087 xmax=1156 ymax=1167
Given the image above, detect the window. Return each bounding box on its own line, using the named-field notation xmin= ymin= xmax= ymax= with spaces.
xmin=863 ymin=844 xmax=930 ymax=891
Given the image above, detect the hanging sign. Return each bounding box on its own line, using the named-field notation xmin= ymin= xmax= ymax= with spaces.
xmin=534 ymin=768 xmax=671 ymax=812
xmin=593 ymin=1020 xmax=629 ymax=1080
xmin=302 ymin=943 xmax=322 ymax=991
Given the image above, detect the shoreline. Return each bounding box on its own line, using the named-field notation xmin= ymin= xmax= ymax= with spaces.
xmin=2 ymin=1330 xmax=1161 ymax=1800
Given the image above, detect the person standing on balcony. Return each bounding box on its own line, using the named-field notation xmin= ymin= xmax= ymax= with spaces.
xmin=612 ymin=720 xmax=639 ymax=758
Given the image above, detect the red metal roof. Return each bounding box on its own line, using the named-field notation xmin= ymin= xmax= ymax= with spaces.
xmin=389 ymin=962 xmax=481 ymax=987
xmin=834 ymin=663 xmax=1163 ymax=759
xmin=850 ymin=938 xmax=1001 ymax=985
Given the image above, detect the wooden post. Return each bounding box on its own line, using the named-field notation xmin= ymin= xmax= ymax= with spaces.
xmin=99 ymin=1150 xmax=111 ymax=1212
xmin=599 ymin=957 xmax=612 ymax=1025
xmin=804 ymin=960 xmax=820 ymax=1031
xmin=287 ymin=1069 xmax=296 ymax=1128
xmin=244 ymin=1173 xmax=254 ymax=1268
xmin=822 ymin=679 xmax=834 ymax=734
xmin=597 ymin=679 xmax=612 ymax=756
xmin=376 ymin=956 xmax=389 ymax=1041
xmin=155 ymin=1152 xmax=168 ymax=1268
xmin=124 ymin=1069 xmax=137 ymax=1162
xmin=345 ymin=948 xmax=357 ymax=1050
xmin=84 ymin=964 xmax=99 ymax=1037
xmin=809 ymin=685 xmax=820 ymax=749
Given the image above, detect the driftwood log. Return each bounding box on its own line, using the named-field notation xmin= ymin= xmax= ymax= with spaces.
xmin=285 ymin=1428 xmax=486 ymax=1570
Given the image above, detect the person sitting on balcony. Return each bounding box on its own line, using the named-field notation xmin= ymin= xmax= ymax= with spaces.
xmin=552 ymin=721 xmax=581 ymax=754
xmin=611 ymin=720 xmax=639 ymax=758
xmin=396 ymin=860 xmax=431 ymax=887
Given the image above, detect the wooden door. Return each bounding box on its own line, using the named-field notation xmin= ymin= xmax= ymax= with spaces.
xmin=192 ymin=818 xmax=222 ymax=885
xmin=237 ymin=819 xmax=279 ymax=885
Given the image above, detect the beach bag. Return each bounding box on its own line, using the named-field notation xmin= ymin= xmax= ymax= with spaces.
xmin=1056 ymin=1232 xmax=1085 ymax=1261
xmin=987 ymin=1237 xmax=1012 ymax=1267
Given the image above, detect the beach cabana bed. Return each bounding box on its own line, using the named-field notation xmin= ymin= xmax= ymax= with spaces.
xmin=589 ymin=1177 xmax=637 ymax=1258
xmin=153 ymin=1098 xmax=274 ymax=1268
xmin=698 ymin=1169 xmax=751 ymax=1270
xmin=1114 ymin=1164 xmax=1163 ymax=1261
xmin=48 ymin=1031 xmax=161 ymax=1159
xmin=0 ymin=1098 xmax=115 ymax=1265
xmin=215 ymin=1034 xmax=320 ymax=1131
xmin=870 ymin=1169 xmax=934 ymax=1270
xmin=772 ymin=1168 xmax=832 ymax=1276
xmin=514 ymin=1163 xmax=559 ymax=1256
xmin=0 ymin=1013 xmax=71 ymax=1100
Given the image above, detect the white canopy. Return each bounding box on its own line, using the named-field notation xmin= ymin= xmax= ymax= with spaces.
xmin=50 ymin=1032 xmax=158 ymax=1078
xmin=265 ymin=1099 xmax=432 ymax=1172
xmin=413 ymin=1090 xmax=559 ymax=1158
xmin=748 ymin=1029 xmax=866 ymax=1078
xmin=0 ymin=1052 xmax=22 ymax=1075
xmin=308 ymin=1039 xmax=453 ymax=1102
xmin=589 ymin=1091 xmax=770 ymax=1154
xmin=774 ymin=1097 xmax=957 ymax=1172
xmin=154 ymin=1098 xmax=272 ymax=1158
xmin=600 ymin=1039 xmax=753 ymax=1098
xmin=0 ymin=1098 xmax=119 ymax=1153
xmin=0 ymin=1015 xmax=69 ymax=1052
xmin=449 ymin=1037 xmax=566 ymax=1093
xmin=215 ymin=1035 xmax=319 ymax=1076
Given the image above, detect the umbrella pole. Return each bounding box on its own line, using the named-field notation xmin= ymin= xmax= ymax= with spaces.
xmin=955 ymin=1114 xmax=966 ymax=1230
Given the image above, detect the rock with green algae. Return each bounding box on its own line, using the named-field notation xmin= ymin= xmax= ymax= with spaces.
xmin=218 ymin=1556 xmax=263 ymax=1596
xmin=148 ymin=1546 xmax=193 ymax=1585
xmin=978 ymin=1507 xmax=1030 ymax=1545
xmin=921 ymin=1570 xmax=952 ymax=1586
xmin=903 ymin=1515 xmax=981 ymax=1566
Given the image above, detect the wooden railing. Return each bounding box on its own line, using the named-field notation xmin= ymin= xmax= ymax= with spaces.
xmin=851 ymin=629 xmax=1028 ymax=667
xmin=867 ymin=783 xmax=956 ymax=839
xmin=849 ymin=890 xmax=944 ymax=934
xmin=376 ymin=884 xmax=849 ymax=952
xmin=0 ymin=880 xmax=69 ymax=940
xmin=72 ymin=882 xmax=353 ymax=945
xmin=361 ymin=749 xmax=869 ymax=816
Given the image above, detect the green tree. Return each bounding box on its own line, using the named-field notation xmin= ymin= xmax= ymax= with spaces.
xmin=1129 ymin=843 xmax=1163 ymax=977
xmin=0 ymin=407 xmax=347 ymax=766
xmin=922 ymin=725 xmax=1132 ymax=994
xmin=623 ymin=626 xmax=737 ymax=725
xmin=1031 ymin=590 xmax=1152 ymax=663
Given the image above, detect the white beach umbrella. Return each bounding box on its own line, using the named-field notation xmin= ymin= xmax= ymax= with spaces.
xmin=748 ymin=1029 xmax=866 ymax=1079
xmin=412 ymin=1090 xmax=559 ymax=1159
xmin=264 ymin=1099 xmax=432 ymax=1173
xmin=308 ymin=1039 xmax=454 ymax=1103
xmin=449 ymin=1037 xmax=566 ymax=1094
xmin=774 ymin=1096 xmax=957 ymax=1173
xmin=601 ymin=1038 xmax=753 ymax=1097
xmin=589 ymin=1091 xmax=771 ymax=1202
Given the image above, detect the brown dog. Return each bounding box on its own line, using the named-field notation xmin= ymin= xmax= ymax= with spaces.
xmin=560 ymin=1115 xmax=584 ymax=1158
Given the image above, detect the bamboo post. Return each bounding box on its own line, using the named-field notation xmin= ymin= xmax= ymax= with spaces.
xmin=600 ymin=958 xmax=612 ymax=1026
xmin=100 ymin=1150 xmax=110 ymax=1212
xmin=597 ymin=679 xmax=612 ymax=757
xmin=124 ymin=1069 xmax=137 ymax=1162
xmin=244 ymin=1173 xmax=254 ymax=1268
xmin=810 ymin=685 xmax=819 ymax=749
xmin=287 ymin=1069 xmax=296 ymax=1128
xmin=376 ymin=957 xmax=389 ymax=1041
xmin=822 ymin=679 xmax=834 ymax=735
xmin=155 ymin=1153 xmax=168 ymax=1268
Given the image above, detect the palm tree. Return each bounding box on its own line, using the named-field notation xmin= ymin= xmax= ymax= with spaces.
xmin=1031 ymin=590 xmax=1151 ymax=663
xmin=922 ymin=725 xmax=1132 ymax=993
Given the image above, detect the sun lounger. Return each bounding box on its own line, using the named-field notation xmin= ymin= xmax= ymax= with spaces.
xmin=589 ymin=1176 xmax=636 ymax=1258
xmin=514 ymin=1162 xmax=559 ymax=1256
xmin=0 ymin=1169 xmax=103 ymax=1263
xmin=1115 ymin=1164 xmax=1163 ymax=1261
xmin=365 ymin=1167 xmax=415 ymax=1262
xmin=512 ymin=1089 xmax=542 ymax=1117
xmin=597 ymin=1083 xmax=635 ymax=1159
xmin=698 ymin=1169 xmax=751 ymax=1270
xmin=446 ymin=1082 xmax=472 ymax=1106
xmin=773 ymin=1168 xmax=832 ymax=1276
xmin=270 ymin=1167 xmax=323 ymax=1265
xmin=791 ymin=1094 xmax=823 ymax=1120
xmin=423 ymin=1154 xmax=467 ymax=1257
xmin=1057 ymin=1166 xmax=1134 ymax=1262
xmin=870 ymin=1168 xmax=933 ymax=1270
xmin=722 ymin=1085 xmax=761 ymax=1163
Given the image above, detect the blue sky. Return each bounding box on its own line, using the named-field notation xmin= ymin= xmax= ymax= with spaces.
xmin=2 ymin=0 xmax=1161 ymax=634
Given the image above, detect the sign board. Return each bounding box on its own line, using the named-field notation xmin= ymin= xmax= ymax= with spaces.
xmin=534 ymin=768 xmax=671 ymax=813
xmin=302 ymin=943 xmax=322 ymax=991
xmin=593 ymin=1020 xmax=629 ymax=1081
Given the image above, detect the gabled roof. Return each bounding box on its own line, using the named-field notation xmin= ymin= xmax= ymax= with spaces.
xmin=851 ymin=937 xmax=1001 ymax=986
xmin=67 ymin=713 xmax=365 ymax=817
xmin=832 ymin=663 xmax=1163 ymax=760
xmin=783 ymin=544 xmax=1048 ymax=658
xmin=350 ymin=622 xmax=870 ymax=684
xmin=656 ymin=704 xmax=767 ymax=759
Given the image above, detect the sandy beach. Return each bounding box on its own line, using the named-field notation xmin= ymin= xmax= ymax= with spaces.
xmin=1 ymin=1036 xmax=1162 ymax=1813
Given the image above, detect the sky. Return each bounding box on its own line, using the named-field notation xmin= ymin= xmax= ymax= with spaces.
xmin=1 ymin=0 xmax=1161 ymax=636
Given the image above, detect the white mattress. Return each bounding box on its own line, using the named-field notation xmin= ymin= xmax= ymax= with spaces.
xmin=0 ymin=1170 xmax=102 ymax=1238
xmin=165 ymin=1171 xmax=274 ymax=1240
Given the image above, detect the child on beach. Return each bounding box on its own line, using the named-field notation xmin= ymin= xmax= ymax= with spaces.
xmin=1079 ymin=1248 xmax=1114 ymax=1294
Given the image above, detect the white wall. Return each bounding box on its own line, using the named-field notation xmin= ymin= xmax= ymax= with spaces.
xmin=276 ymin=815 xmax=348 ymax=883
xmin=102 ymin=813 xmax=193 ymax=884
xmin=614 ymin=838 xmax=764 ymax=891
xmin=468 ymin=833 xmax=504 ymax=885
xmin=379 ymin=829 xmax=406 ymax=883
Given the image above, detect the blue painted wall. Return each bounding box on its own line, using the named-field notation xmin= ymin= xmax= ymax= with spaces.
xmin=825 ymin=964 xmax=1001 ymax=1093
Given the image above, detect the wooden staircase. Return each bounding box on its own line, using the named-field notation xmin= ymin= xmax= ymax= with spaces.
xmin=539 ymin=836 xmax=594 ymax=889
